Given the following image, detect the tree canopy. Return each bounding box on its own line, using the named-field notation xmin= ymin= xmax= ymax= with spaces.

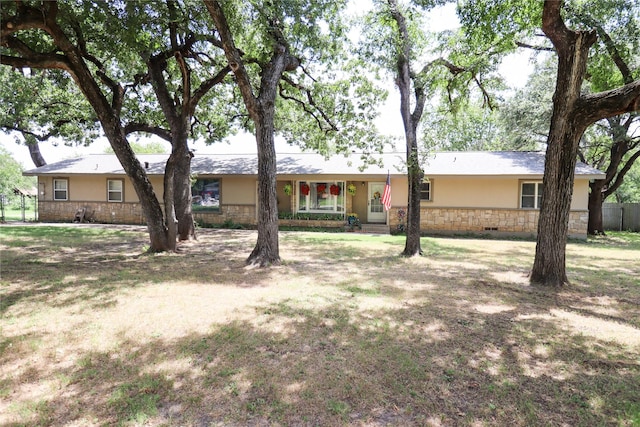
xmin=0 ymin=145 xmax=35 ymax=198
xmin=204 ymin=0 xmax=389 ymax=265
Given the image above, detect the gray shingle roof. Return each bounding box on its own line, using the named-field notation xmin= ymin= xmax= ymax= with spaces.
xmin=23 ymin=151 xmax=605 ymax=179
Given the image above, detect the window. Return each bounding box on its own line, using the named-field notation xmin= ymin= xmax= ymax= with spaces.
xmin=53 ymin=179 xmax=68 ymax=201
xmin=521 ymin=182 xmax=543 ymax=209
xmin=107 ymin=179 xmax=123 ymax=202
xmin=191 ymin=178 xmax=220 ymax=212
xmin=420 ymin=180 xmax=431 ymax=201
xmin=298 ymin=181 xmax=344 ymax=213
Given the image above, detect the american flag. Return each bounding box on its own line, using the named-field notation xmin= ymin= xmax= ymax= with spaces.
xmin=381 ymin=171 xmax=391 ymax=211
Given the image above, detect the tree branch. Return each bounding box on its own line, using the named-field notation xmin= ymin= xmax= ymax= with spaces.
xmin=278 ymin=77 xmax=338 ymax=133
xmin=69 ymin=19 xmax=105 ymax=71
xmin=173 ymin=50 xmax=191 ymax=114
xmin=124 ymin=123 xmax=172 ymax=141
xmin=515 ymin=41 xmax=554 ymax=52
xmin=1 ymin=124 xmax=53 ymax=141
xmin=147 ymin=54 xmax=179 ymax=126
xmin=203 ymin=0 xmax=258 ymax=116
xmin=572 ymin=10 xmax=634 ymax=84
xmin=0 ymin=51 xmax=69 ymax=70
xmin=542 ymin=0 xmax=571 ymax=51
xmin=603 ymin=148 xmax=640 ymax=197
xmin=578 ymin=80 xmax=640 ymax=125
xmin=416 ymin=57 xmax=495 ymax=110
xmin=189 ymin=65 xmax=231 ymax=115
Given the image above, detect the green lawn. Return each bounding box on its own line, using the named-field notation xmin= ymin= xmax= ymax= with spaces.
xmin=1 ymin=201 xmax=37 ymax=222
xmin=1 ymin=225 xmax=639 ymax=426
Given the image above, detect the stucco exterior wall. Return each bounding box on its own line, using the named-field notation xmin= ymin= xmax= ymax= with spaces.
xmin=33 ymin=174 xmax=591 ymax=238
xmin=417 ymin=176 xmax=590 ymax=210
xmin=428 ymin=177 xmax=516 ymax=208
xmin=220 ymin=177 xmax=256 ymax=205
xmin=571 ymin=179 xmax=590 ymax=210
xmin=37 ymin=176 xmax=164 ymax=203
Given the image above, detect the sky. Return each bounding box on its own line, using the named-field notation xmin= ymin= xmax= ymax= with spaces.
xmin=1 ymin=3 xmax=535 ymax=169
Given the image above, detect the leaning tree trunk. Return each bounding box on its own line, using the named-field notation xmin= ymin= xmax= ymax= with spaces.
xmin=2 ymin=1 xmax=173 ymax=252
xmin=102 ymin=121 xmax=173 ymax=252
xmin=82 ymin=88 xmax=173 ymax=253
xmin=73 ymin=78 xmax=173 ymax=252
xmin=247 ymin=106 xmax=280 ymax=266
xmin=26 ymin=140 xmax=47 ymax=167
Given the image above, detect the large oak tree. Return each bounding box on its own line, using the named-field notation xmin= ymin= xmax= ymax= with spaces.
xmin=360 ymin=0 xmax=500 ymax=256
xmin=0 ymin=67 xmax=98 ymax=167
xmin=1 ymin=1 xmax=236 ymax=247
xmin=1 ymin=1 xmax=173 ymax=250
xmin=204 ymin=0 xmax=386 ymax=266
xmin=457 ymin=0 xmax=640 ymax=286
xmin=530 ymin=0 xmax=640 ymax=285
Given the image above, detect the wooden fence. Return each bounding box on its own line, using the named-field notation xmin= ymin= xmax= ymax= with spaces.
xmin=603 ymin=203 xmax=640 ymax=232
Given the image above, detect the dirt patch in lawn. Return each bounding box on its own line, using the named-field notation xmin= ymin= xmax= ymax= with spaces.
xmin=1 ymin=225 xmax=639 ymax=426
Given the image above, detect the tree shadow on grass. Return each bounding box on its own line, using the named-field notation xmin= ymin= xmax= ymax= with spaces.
xmin=3 ymin=297 xmax=639 ymax=426
xmin=2 ymin=228 xmax=639 ymax=425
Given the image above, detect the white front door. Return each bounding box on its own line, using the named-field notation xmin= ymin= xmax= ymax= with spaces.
xmin=368 ymin=182 xmax=387 ymax=223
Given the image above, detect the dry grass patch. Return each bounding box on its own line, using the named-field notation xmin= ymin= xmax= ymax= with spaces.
xmin=1 ymin=225 xmax=639 ymax=426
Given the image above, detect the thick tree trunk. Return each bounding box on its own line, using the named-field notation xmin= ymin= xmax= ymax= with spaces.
xmin=530 ymin=126 xmax=583 ymax=285
xmin=146 ymin=55 xmax=195 ymax=242
xmin=174 ymin=150 xmax=195 ymax=241
xmin=76 ymin=91 xmax=173 ymax=253
xmin=206 ymin=0 xmax=297 ymax=266
xmin=403 ymin=144 xmax=423 ymax=256
xmin=172 ymin=124 xmax=195 ymax=241
xmin=27 ymin=141 xmax=47 ymax=167
xmin=532 ymin=2 xmax=640 ymax=285
xmin=163 ymin=151 xmax=178 ymax=250
xmin=588 ymin=180 xmax=606 ymax=235
xmin=389 ymin=0 xmax=425 ymax=257
xmin=247 ymin=106 xmax=280 ymax=266
xmin=530 ymin=1 xmax=597 ymax=286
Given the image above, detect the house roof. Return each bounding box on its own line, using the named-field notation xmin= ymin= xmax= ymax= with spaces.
xmin=23 ymin=151 xmax=605 ymax=179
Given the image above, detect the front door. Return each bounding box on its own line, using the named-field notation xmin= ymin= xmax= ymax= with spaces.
xmin=368 ymin=182 xmax=387 ymax=223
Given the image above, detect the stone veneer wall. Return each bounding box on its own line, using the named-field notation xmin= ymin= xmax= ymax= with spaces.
xmin=38 ymin=201 xmax=145 ymax=224
xmin=37 ymin=201 xmax=589 ymax=238
xmin=194 ymin=204 xmax=256 ymax=226
xmin=388 ymin=207 xmax=589 ymax=239
xmin=37 ymin=201 xmax=257 ymax=226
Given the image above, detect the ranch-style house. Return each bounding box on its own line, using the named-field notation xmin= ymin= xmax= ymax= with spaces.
xmin=23 ymin=151 xmax=605 ymax=238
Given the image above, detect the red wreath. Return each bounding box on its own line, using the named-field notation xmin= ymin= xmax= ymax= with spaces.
xmin=329 ymin=184 xmax=341 ymax=196
xmin=317 ymin=183 xmax=326 ymax=193
xmin=300 ymin=183 xmax=310 ymax=196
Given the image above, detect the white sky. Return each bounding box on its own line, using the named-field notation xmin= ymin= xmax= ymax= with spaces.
xmin=1 ymin=3 xmax=534 ymax=169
